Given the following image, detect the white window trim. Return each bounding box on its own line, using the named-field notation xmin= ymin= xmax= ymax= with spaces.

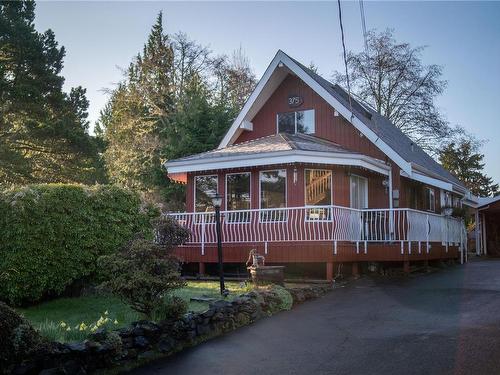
xmin=304 ymin=169 xmax=334 ymax=222
xmin=349 ymin=174 xmax=369 ymax=209
xmin=276 ymin=109 xmax=315 ymax=135
xmin=259 ymin=168 xmax=288 ymax=222
xmin=194 ymin=174 xmax=218 ymax=213
xmin=425 ymin=187 xmax=436 ymax=212
xmin=225 ymin=172 xmax=252 ymax=224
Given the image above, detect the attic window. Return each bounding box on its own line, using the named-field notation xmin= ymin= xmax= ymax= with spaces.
xmin=277 ymin=109 xmax=315 ymax=134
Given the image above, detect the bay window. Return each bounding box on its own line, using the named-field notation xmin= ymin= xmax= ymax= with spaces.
xmin=277 ymin=109 xmax=315 ymax=134
xmin=194 ymin=175 xmax=218 ymax=213
xmin=260 ymin=169 xmax=287 ymax=221
xmin=226 ymin=172 xmax=251 ymax=222
xmin=305 ymin=169 xmax=332 ymax=220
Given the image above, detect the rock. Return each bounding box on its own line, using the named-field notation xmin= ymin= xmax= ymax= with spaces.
xmin=133 ymin=336 xmax=149 ymax=349
xmin=138 ymin=351 xmax=156 ymax=361
xmin=209 ymin=300 xmax=232 ymax=310
xmin=11 ymin=362 xmax=38 ymax=375
xmin=62 ymin=360 xmax=85 ymax=375
xmin=200 ymin=308 xmax=215 ymax=319
xmin=38 ymin=368 xmax=64 ymax=375
xmin=158 ymin=336 xmax=176 ymax=353
xmin=196 ymin=323 xmax=211 ymax=337
xmin=135 ymin=321 xmax=160 ymax=337
xmin=67 ymin=342 xmax=87 ymax=354
xmin=88 ymin=328 xmax=107 ymax=342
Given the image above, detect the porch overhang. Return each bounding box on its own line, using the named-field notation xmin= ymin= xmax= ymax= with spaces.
xmin=165 ymin=150 xmax=390 ymax=176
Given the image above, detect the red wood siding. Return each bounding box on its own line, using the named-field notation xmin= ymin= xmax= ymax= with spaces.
xmin=187 ymin=164 xmax=388 ymax=211
xmin=235 ymin=74 xmax=388 ymax=162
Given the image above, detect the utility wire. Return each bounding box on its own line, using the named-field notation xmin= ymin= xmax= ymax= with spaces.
xmin=359 ymin=0 xmax=368 ymax=53
xmin=337 ymin=0 xmax=354 ymax=121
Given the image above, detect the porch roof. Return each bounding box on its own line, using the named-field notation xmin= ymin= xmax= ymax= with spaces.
xmin=165 ymin=133 xmax=390 ymax=176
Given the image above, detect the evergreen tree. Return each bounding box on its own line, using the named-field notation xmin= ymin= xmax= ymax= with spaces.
xmin=439 ymin=139 xmax=499 ymax=197
xmin=0 ymin=0 xmax=103 ymax=186
xmin=99 ymin=13 xmax=256 ymax=208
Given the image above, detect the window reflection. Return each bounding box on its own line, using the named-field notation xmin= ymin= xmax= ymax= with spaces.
xmin=260 ymin=170 xmax=287 ymax=221
xmin=277 ymin=110 xmax=315 ymax=134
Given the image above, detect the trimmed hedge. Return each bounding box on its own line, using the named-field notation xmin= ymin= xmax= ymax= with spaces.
xmin=0 ymin=184 xmax=155 ymax=306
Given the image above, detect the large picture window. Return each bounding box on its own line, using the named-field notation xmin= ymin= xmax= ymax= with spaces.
xmin=226 ymin=173 xmax=251 ymax=222
xmin=260 ymin=169 xmax=287 ymax=221
xmin=277 ymin=109 xmax=315 ymax=134
xmin=305 ymin=169 xmax=333 ymax=220
xmin=194 ymin=175 xmax=218 ymax=213
xmin=350 ymin=175 xmax=368 ymax=209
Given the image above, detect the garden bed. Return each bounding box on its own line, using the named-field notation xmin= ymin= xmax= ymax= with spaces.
xmin=17 ymin=281 xmax=251 ymax=343
xmin=8 ymin=283 xmax=333 ymax=374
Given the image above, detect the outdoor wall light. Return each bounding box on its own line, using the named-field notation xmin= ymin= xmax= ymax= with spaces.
xmin=211 ymin=193 xmax=223 ymax=208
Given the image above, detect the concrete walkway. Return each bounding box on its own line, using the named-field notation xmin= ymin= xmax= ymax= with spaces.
xmin=129 ymin=259 xmax=500 ymax=375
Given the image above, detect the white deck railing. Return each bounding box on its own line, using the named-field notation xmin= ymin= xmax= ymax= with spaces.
xmin=166 ymin=205 xmax=466 ymax=252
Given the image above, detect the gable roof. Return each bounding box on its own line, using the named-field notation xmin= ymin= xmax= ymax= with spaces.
xmin=289 ymin=56 xmax=464 ymax=188
xmin=218 ymin=50 xmax=467 ymax=194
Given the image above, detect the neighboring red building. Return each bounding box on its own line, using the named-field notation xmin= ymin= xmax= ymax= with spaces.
xmin=165 ymin=50 xmax=473 ymax=280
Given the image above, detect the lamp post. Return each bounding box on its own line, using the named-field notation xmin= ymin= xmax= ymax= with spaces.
xmin=211 ymin=193 xmax=225 ymax=295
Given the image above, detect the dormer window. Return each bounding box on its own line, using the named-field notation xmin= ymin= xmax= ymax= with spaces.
xmin=277 ymin=109 xmax=315 ymax=134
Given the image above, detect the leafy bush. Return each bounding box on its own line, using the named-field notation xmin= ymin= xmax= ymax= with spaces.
xmin=270 ymin=285 xmax=293 ymax=311
xmin=151 ymin=296 xmax=188 ymax=323
xmin=0 ymin=302 xmax=44 ymax=372
xmin=99 ymin=218 xmax=189 ymax=318
xmin=0 ymin=184 xmax=155 ymax=306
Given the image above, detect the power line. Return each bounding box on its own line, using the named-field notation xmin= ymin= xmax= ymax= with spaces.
xmin=337 ymin=0 xmax=354 ymax=121
xmin=359 ymin=0 xmax=368 ymax=53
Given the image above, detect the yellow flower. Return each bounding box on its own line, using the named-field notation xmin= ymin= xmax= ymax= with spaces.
xmin=66 ymin=327 xmax=71 ymax=331
xmin=114 ymin=319 xmax=119 ymax=325
xmin=60 ymin=321 xmax=67 ymax=328
xmin=104 ymin=310 xmax=109 ymax=315
xmin=79 ymin=322 xmax=88 ymax=331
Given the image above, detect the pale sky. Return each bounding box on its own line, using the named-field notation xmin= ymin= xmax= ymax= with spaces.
xmin=34 ymin=1 xmax=500 ymax=183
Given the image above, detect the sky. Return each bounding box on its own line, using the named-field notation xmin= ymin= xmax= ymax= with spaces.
xmin=33 ymin=1 xmax=500 ymax=183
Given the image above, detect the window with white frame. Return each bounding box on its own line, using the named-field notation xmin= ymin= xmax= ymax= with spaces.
xmin=260 ymin=169 xmax=287 ymax=221
xmin=226 ymin=173 xmax=251 ymax=222
xmin=305 ymin=169 xmax=332 ymax=220
xmin=424 ymin=187 xmax=436 ymax=212
xmin=277 ymin=109 xmax=315 ymax=134
xmin=350 ymin=175 xmax=368 ymax=209
xmin=194 ymin=175 xmax=218 ymax=213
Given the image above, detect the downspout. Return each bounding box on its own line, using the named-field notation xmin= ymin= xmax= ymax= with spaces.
xmin=475 ymin=210 xmax=481 ymax=256
xmin=388 ymin=166 xmax=394 ymax=240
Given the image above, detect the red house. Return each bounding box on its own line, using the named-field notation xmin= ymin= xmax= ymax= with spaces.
xmin=165 ymin=50 xmax=472 ymax=280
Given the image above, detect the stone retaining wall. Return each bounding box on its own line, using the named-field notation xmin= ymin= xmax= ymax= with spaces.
xmin=10 ymin=284 xmax=333 ymax=375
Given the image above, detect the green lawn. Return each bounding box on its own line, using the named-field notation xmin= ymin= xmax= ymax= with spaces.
xmin=18 ymin=281 xmax=250 ymax=343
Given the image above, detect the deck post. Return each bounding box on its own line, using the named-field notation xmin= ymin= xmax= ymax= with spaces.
xmin=352 ymin=262 xmax=360 ymax=278
xmin=326 ymin=262 xmax=334 ymax=281
xmin=199 ymin=262 xmax=206 ymax=276
xmin=403 ymin=260 xmax=410 ymax=274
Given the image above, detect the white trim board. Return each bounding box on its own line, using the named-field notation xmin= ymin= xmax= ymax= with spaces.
xmin=166 ymin=150 xmax=391 ymax=176
xmin=218 ymin=50 xmax=412 ymax=176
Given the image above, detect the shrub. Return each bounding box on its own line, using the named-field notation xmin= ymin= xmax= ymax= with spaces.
xmin=0 ymin=302 xmax=44 ymax=372
xmin=0 ymin=184 xmax=155 ymax=306
xmin=98 ymin=219 xmax=189 ymax=318
xmin=151 ymin=296 xmax=188 ymax=323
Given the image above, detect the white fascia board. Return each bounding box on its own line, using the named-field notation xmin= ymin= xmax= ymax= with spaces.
xmin=218 ymin=51 xmax=412 ymax=175
xmin=218 ymin=52 xmax=284 ymax=149
xmin=165 ymin=150 xmax=390 ymax=176
xmin=400 ymin=170 xmax=453 ymax=192
xmin=410 ymin=162 xmax=468 ymax=195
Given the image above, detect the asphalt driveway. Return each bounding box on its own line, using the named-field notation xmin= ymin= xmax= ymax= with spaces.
xmin=129 ymin=259 xmax=500 ymax=375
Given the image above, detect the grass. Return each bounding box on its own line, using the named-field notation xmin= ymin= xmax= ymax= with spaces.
xmin=17 ymin=281 xmax=251 ymax=343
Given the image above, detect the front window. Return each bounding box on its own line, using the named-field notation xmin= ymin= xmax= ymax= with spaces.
xmin=260 ymin=169 xmax=287 ymax=221
xmin=305 ymin=169 xmax=332 ymax=220
xmin=195 ymin=175 xmax=218 ymax=213
xmin=226 ymin=173 xmax=251 ymax=222
xmin=424 ymin=187 xmax=435 ymax=212
xmin=277 ymin=109 xmax=315 ymax=134
xmin=350 ymin=175 xmax=368 ymax=209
